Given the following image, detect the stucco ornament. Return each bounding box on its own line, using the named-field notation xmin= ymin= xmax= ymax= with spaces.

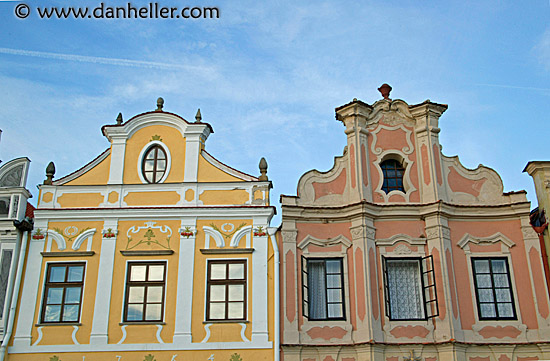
xmin=126 ymin=221 xmax=172 ymax=250
xmin=229 ymin=354 xmax=242 ymax=361
xmin=0 ymin=164 xmax=23 ymax=186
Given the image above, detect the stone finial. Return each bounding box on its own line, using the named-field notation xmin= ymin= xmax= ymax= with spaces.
xmin=195 ymin=108 xmax=202 ymax=123
xmin=44 ymin=161 xmax=55 ymax=185
xmin=258 ymin=157 xmax=268 ymax=181
xmin=378 ymin=83 xmax=392 ymax=99
xmin=156 ymin=97 xmax=164 ymax=112
xmin=116 ymin=112 xmax=123 ymax=125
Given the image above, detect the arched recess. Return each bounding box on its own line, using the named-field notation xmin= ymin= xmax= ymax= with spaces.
xmin=46 ymin=229 xmax=66 ymax=251
xmin=203 ymin=226 xmax=225 ymax=248
xmin=230 ymin=226 xmax=252 ymax=248
xmin=72 ymin=229 xmax=97 ymax=251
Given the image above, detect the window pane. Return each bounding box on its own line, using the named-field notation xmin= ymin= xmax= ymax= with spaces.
xmin=146 ymin=151 xmax=155 ymax=160
xmin=474 ymin=260 xmax=490 ymax=273
xmin=130 ymin=266 xmax=147 ymax=281
xmin=495 ymin=288 xmax=512 ymax=302
xmin=478 ymin=288 xmax=494 ymax=302
xmin=327 ymin=303 xmax=343 ymax=318
xmin=228 ymin=285 xmax=244 ymax=301
xmin=210 ymin=264 xmax=226 ymax=280
xmin=148 ymin=265 xmax=165 ymax=281
xmin=49 ymin=266 xmax=66 ymax=282
xmin=62 ymin=305 xmax=79 ymax=322
xmin=327 ymin=274 xmax=341 ymax=288
xmin=308 ymin=261 xmax=327 ymax=319
xmin=47 ymin=288 xmax=63 ymax=304
xmin=493 ymin=274 xmax=509 ymax=288
xmin=128 ymin=286 xmax=145 ymax=303
xmin=67 ymin=266 xmax=84 ymax=282
xmin=127 ymin=304 xmax=143 ymax=321
xmin=497 ymin=303 xmax=514 ymax=318
xmin=327 ymin=288 xmax=342 ymax=303
xmin=145 ymin=304 xmax=162 ymax=321
xmin=476 ymin=274 xmax=492 ymax=288
xmin=228 ymin=302 xmax=244 ymax=319
xmin=209 ymin=303 xmax=225 ymax=319
xmin=386 ymin=259 xmax=424 ymax=319
xmin=228 ymin=263 xmax=244 ymax=279
xmin=44 ymin=305 xmax=61 ymax=322
xmin=156 ymin=160 xmax=166 ymax=170
xmin=147 ymin=286 xmax=163 ymax=303
xmin=491 ymin=259 xmax=507 ymax=273
xmin=210 ymin=285 xmax=226 ymax=301
xmin=326 ymin=260 xmax=340 ymax=274
xmin=64 ymin=287 xmax=81 ymax=304
xmin=144 ymin=160 xmax=154 ymax=171
xmin=480 ymin=303 xmax=496 ymax=318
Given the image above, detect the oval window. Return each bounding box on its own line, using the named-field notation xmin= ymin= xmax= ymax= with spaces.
xmin=142 ymin=145 xmax=167 ymax=183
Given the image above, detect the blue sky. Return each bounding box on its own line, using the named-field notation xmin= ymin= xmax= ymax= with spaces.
xmin=0 ymin=0 xmax=549 ymax=224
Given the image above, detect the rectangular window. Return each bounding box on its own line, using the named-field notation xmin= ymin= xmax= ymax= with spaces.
xmin=302 ymin=257 xmax=345 ymax=321
xmin=41 ymin=263 xmax=85 ymax=323
xmin=472 ymin=258 xmax=517 ymax=320
xmin=0 ymin=249 xmax=13 ymax=319
xmin=206 ymin=260 xmax=246 ymax=321
xmin=382 ymin=256 xmax=439 ymax=321
xmin=124 ymin=262 xmax=166 ymax=322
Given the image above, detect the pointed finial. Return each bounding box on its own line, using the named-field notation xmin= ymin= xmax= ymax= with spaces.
xmin=44 ymin=161 xmax=55 ymax=185
xmin=195 ymin=108 xmax=202 ymax=123
xmin=258 ymin=157 xmax=268 ymax=181
xmin=378 ymin=83 xmax=392 ymax=99
xmin=116 ymin=112 xmax=123 ymax=125
xmin=156 ymin=97 xmax=164 ymax=111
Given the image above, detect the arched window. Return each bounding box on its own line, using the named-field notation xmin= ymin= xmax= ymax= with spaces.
xmin=142 ymin=145 xmax=167 ymax=183
xmin=381 ymin=159 xmax=405 ymax=193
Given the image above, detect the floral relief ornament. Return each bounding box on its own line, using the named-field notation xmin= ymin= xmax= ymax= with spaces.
xmin=103 ymin=228 xmax=118 ymax=238
xmin=180 ymin=226 xmax=195 ymax=238
xmin=253 ymin=226 xmax=267 ymax=237
xmin=32 ymin=228 xmax=45 ymax=240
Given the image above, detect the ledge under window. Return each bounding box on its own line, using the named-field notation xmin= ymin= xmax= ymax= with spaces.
xmin=119 ymin=321 xmax=166 ymax=325
xmin=35 ymin=322 xmax=82 ymax=327
xmin=200 ymin=248 xmax=254 ymax=254
xmin=120 ymin=250 xmax=174 ymax=256
xmin=41 ymin=251 xmax=95 ymax=257
xmin=203 ymin=320 xmax=249 ymax=324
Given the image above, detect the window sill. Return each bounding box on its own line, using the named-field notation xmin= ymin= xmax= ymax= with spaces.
xmin=35 ymin=322 xmax=82 ymax=327
xmin=203 ymin=320 xmax=249 ymax=324
xmin=119 ymin=321 xmax=166 ymax=325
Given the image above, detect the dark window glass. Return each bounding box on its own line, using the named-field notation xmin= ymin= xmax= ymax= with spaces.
xmin=206 ymin=260 xmax=246 ymax=321
xmin=124 ymin=262 xmax=166 ymax=322
xmin=0 ymin=250 xmax=13 ymax=318
xmin=472 ymin=258 xmax=516 ymax=320
xmin=302 ymin=258 xmax=345 ymax=321
xmin=142 ymin=145 xmax=167 ymax=183
xmin=381 ymin=159 xmax=405 ymax=193
xmin=41 ymin=263 xmax=85 ymax=323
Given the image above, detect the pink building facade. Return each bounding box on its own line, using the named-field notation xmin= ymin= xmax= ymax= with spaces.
xmin=279 ymin=86 xmax=550 ymax=361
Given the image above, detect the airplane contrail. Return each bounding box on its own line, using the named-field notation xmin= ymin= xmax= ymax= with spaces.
xmin=0 ymin=47 xmax=212 ymax=72
xmin=475 ymin=83 xmax=550 ymax=92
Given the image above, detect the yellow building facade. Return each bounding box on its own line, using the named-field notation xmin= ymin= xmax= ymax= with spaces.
xmin=6 ymin=100 xmax=278 ymax=361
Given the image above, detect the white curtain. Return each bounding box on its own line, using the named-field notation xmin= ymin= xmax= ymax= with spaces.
xmin=308 ymin=261 xmax=327 ymax=319
xmin=387 ymin=259 xmax=424 ymax=319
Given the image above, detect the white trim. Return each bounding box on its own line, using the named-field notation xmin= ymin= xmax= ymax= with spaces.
xmin=375 ymin=234 xmax=427 ymax=247
xmin=72 ymin=228 xmax=96 ymax=251
xmin=203 ymin=226 xmax=224 ymax=248
xmin=55 ymin=150 xmax=110 ymax=186
xmin=137 ymin=141 xmax=172 ymax=184
xmin=46 ymin=229 xmax=66 ymax=251
xmin=230 ymin=226 xmax=252 ymax=247
xmin=240 ymin=323 xmax=250 ymax=342
xmin=370 ymin=123 xmax=414 ymax=155
xmin=0 ymin=157 xmax=30 ymax=188
xmin=71 ymin=326 xmax=80 ymax=345
xmin=31 ymin=327 xmax=43 ymax=346
xmin=156 ymin=325 xmax=165 ymax=344
xmin=117 ymin=325 xmax=127 ymax=344
xmin=297 ymin=234 xmax=352 ymax=251
xmin=457 ymin=232 xmax=516 ymax=250
xmin=202 ymin=151 xmax=258 ymax=181
xmin=201 ymin=324 xmax=212 ymax=343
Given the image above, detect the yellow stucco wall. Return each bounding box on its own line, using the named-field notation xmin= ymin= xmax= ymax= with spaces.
xmin=57 ymin=192 xmax=104 ymax=208
xmin=64 ymin=152 xmax=111 ymax=186
xmin=198 ymin=154 xmax=245 ymax=182
xmin=124 ymin=191 xmax=181 ymax=206
xmin=123 ymin=125 xmax=186 ymax=184
xmin=200 ymin=189 xmax=249 ymax=206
